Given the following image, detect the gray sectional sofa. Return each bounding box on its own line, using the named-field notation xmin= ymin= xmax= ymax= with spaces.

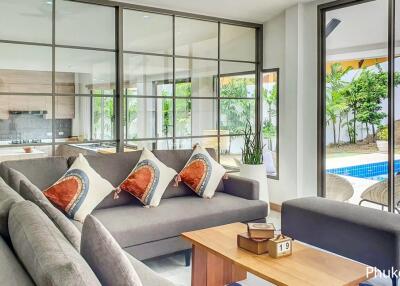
xmin=0 ymin=149 xmax=267 ymax=264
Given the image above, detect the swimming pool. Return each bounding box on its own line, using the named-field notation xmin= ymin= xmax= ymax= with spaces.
xmin=327 ymin=160 xmax=400 ymax=181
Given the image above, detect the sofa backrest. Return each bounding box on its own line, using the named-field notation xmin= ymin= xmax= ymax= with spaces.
xmin=0 ymin=148 xmax=224 ymax=210
xmin=0 ymin=157 xmax=68 ymax=190
xmin=70 ymin=148 xmax=223 ymax=209
xmin=9 ymin=201 xmax=101 ymax=286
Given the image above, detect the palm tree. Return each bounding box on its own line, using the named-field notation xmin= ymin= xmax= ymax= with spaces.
xmin=326 ymin=63 xmax=352 ymax=145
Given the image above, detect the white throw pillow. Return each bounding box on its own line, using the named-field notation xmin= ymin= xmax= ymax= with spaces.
xmin=179 ymin=145 xmax=227 ymax=199
xmin=116 ymin=148 xmax=177 ymax=207
xmin=44 ymin=154 xmax=115 ymax=223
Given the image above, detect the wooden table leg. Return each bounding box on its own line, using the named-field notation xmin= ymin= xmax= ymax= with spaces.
xmin=191 ymin=245 xmax=247 ymax=286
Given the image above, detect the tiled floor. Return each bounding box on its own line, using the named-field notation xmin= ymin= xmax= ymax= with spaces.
xmin=144 ymin=211 xmax=392 ymax=286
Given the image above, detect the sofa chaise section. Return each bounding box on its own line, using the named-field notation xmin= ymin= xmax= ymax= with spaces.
xmin=282 ymin=197 xmax=400 ymax=274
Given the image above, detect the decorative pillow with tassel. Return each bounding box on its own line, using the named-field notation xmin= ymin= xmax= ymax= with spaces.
xmin=177 ymin=144 xmax=227 ymax=199
xmin=43 ymin=154 xmax=115 ymax=223
xmin=115 ymin=148 xmax=177 ymax=207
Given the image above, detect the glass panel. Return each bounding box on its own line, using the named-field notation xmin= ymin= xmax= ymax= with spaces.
xmin=0 ymin=95 xmax=52 ymax=145
xmin=220 ymin=61 xmax=256 ymax=75
xmin=175 ymin=58 xmax=218 ymax=97
xmin=55 ymin=96 xmax=115 ymax=143
xmin=176 ymin=99 xmax=217 ymax=137
xmin=91 ymin=97 xmax=115 ymax=140
xmin=220 ymin=24 xmax=255 ymax=61
xmin=124 ymin=55 xmax=173 ymax=96
xmin=123 ymin=10 xmax=173 ymax=55
xmin=0 ymin=43 xmax=52 ymax=93
xmin=324 ymin=0 xmax=388 ymax=209
xmin=220 ymin=135 xmax=244 ymax=169
xmin=175 ymin=18 xmax=218 ymax=58
xmin=262 ymin=70 xmax=278 ymax=176
xmin=55 ymin=48 xmax=116 ymax=95
xmin=175 ymin=137 xmax=218 ymax=151
xmin=0 ymin=0 xmax=52 ymax=43
xmin=125 ymin=97 xmax=173 ymax=139
xmin=395 ymin=0 xmax=400 ymax=212
xmin=56 ymin=0 xmax=115 ymax=49
xmin=220 ymin=99 xmax=255 ymax=134
xmin=220 ymin=62 xmax=256 ymax=98
xmin=125 ymin=140 xmax=173 ymax=151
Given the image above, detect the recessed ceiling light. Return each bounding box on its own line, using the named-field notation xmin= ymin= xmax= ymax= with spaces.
xmin=46 ymin=0 xmax=52 ymax=5
xmin=143 ymin=15 xmax=150 ymax=19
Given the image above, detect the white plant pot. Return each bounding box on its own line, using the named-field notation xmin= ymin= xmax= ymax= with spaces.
xmin=240 ymin=164 xmax=270 ymax=213
xmin=376 ymin=140 xmax=388 ymax=152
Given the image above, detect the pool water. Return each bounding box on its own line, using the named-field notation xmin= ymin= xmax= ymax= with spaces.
xmin=327 ymin=160 xmax=400 ymax=182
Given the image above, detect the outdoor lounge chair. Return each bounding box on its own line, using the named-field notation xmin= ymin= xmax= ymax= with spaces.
xmin=359 ymin=175 xmax=400 ymax=212
xmin=326 ymin=173 xmax=354 ymax=202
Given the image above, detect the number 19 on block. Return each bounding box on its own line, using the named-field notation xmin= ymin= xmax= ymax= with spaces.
xmin=268 ymin=235 xmax=292 ymax=258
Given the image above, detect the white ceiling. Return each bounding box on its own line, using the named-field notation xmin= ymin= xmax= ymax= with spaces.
xmin=326 ymin=0 xmax=400 ymax=61
xmin=117 ymin=0 xmax=315 ymax=23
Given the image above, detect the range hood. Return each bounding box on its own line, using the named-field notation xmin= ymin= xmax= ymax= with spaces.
xmin=9 ymin=110 xmax=48 ymax=116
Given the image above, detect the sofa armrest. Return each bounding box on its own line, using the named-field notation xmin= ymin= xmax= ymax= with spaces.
xmin=282 ymin=197 xmax=400 ymax=271
xmin=222 ymin=175 xmax=259 ymax=200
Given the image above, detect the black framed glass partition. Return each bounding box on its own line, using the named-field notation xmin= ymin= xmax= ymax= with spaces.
xmin=0 ymin=0 xmax=268 ymax=176
xmin=318 ymin=0 xmax=398 ymax=212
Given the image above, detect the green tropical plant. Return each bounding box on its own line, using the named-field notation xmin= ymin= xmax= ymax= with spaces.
xmin=262 ymin=85 xmax=277 ymax=150
xmin=353 ymin=66 xmax=388 ymax=138
xmin=220 ymin=78 xmax=255 ymax=134
xmin=241 ymin=120 xmax=264 ymax=165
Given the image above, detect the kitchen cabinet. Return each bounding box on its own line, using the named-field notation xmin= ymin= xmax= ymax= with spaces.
xmin=55 ymin=96 xmax=75 ymax=119
xmin=0 ymin=95 xmax=52 ymax=120
xmin=0 ymin=70 xmax=75 ymax=120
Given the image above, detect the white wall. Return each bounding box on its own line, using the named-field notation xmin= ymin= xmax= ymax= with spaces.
xmin=264 ymin=0 xmax=334 ymax=203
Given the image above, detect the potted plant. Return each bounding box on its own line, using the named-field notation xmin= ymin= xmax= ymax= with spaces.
xmin=376 ymin=126 xmax=388 ymax=152
xmin=240 ymin=121 xmax=270 ymax=208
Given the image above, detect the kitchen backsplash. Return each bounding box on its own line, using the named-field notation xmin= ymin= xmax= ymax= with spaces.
xmin=0 ymin=114 xmax=72 ymax=142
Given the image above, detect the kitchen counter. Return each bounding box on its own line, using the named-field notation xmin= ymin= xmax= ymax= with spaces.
xmin=0 ymin=147 xmax=47 ymax=162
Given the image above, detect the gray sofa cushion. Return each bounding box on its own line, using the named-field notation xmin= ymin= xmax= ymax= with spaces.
xmin=0 ymin=236 xmax=34 ymax=286
xmin=1 ymin=157 xmax=68 ymax=190
xmin=81 ymin=215 xmax=143 ymax=286
xmin=125 ymin=252 xmax=175 ymax=286
xmin=68 ymin=152 xmax=142 ymax=210
xmin=0 ymin=178 xmax=24 ymax=240
xmin=153 ymin=148 xmax=224 ymax=199
xmin=8 ymin=201 xmax=101 ymax=286
xmin=93 ymin=192 xmax=268 ymax=249
xmin=19 ymin=180 xmax=81 ymax=251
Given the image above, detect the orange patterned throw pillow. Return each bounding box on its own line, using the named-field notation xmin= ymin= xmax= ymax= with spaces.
xmin=178 ymin=145 xmax=227 ymax=198
xmin=44 ymin=154 xmax=114 ymax=222
xmin=115 ymin=148 xmax=177 ymax=207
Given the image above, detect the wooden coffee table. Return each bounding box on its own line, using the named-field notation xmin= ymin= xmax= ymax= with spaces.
xmin=181 ymin=223 xmax=370 ymax=286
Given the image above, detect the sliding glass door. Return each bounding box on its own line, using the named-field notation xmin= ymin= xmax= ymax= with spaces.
xmin=319 ymin=0 xmax=399 ymax=212
xmin=394 ymin=0 xmax=400 ymax=212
